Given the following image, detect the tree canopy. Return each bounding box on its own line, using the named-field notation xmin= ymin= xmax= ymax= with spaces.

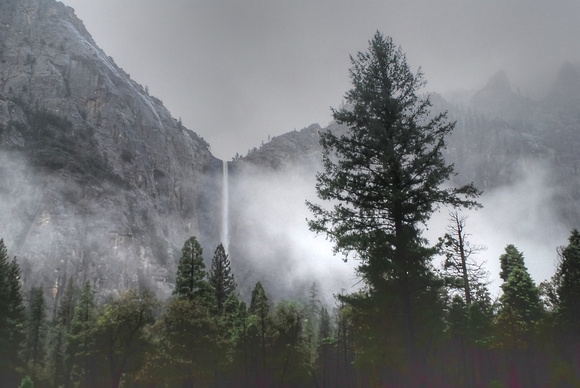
xmin=307 ymin=31 xmax=480 ymax=377
xmin=174 ymin=236 xmax=211 ymax=301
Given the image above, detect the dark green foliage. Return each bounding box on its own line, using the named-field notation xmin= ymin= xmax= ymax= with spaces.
xmin=173 ymin=236 xmax=211 ymax=301
xmin=554 ymin=229 xmax=580 ymax=376
xmin=42 ymin=277 xmax=77 ymax=387
xmin=556 ymin=229 xmax=580 ymax=333
xmin=270 ymin=301 xmax=312 ymax=385
xmin=44 ymin=322 xmax=68 ymax=388
xmin=499 ymin=245 xmax=541 ymax=323
xmin=209 ymin=243 xmax=236 ymax=312
xmin=0 ymin=240 xmax=25 ymax=386
xmin=499 ymin=244 xmax=526 ymax=282
xmin=496 ymin=245 xmax=542 ymax=351
xmin=138 ymin=298 xmax=224 ymax=387
xmin=249 ymin=282 xmax=270 ymax=373
xmin=448 ymin=295 xmax=468 ymax=340
xmin=467 ymin=301 xmax=494 ymax=347
xmin=93 ymin=289 xmax=157 ymax=388
xmin=308 ymin=32 xmax=480 ymax=270
xmin=307 ymin=32 xmax=479 ymax=379
xmin=57 ymin=277 xmax=78 ymax=329
xmin=249 ymin=282 xmax=270 ymax=320
xmin=66 ymin=280 xmax=99 ymax=388
xmin=19 ymin=375 xmax=33 ymax=388
xmin=500 ymin=267 xmax=541 ymax=324
xmin=24 ymin=286 xmax=46 ymax=367
xmin=222 ymin=294 xmax=250 ymax=384
xmin=317 ymin=306 xmax=335 ymax=387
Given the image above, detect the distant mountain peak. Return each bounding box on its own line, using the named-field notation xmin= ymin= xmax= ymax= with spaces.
xmin=469 ymin=70 xmax=530 ymax=120
xmin=485 ymin=70 xmax=512 ymax=93
xmin=553 ymin=61 xmax=580 ymax=92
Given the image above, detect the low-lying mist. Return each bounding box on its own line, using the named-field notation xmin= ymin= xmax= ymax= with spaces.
xmin=230 ymin=158 xmax=568 ymax=304
xmin=1 ymin=149 xmax=568 ymax=307
xmin=229 ymin=162 xmax=359 ymax=305
xmin=427 ymin=160 xmax=567 ymax=297
xmin=0 ymin=151 xmax=43 ymax=252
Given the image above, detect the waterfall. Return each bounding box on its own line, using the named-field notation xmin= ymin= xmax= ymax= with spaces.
xmin=221 ymin=160 xmax=229 ymax=252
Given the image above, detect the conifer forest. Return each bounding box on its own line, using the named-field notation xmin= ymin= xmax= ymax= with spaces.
xmin=2 ymin=32 xmax=580 ymax=388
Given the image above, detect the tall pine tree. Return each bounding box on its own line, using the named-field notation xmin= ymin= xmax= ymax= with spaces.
xmin=556 ymin=229 xmax=580 ymax=333
xmin=249 ymin=282 xmax=270 ymax=377
xmin=45 ymin=277 xmax=77 ymax=388
xmin=0 ymin=240 xmax=25 ymax=386
xmin=496 ymin=245 xmax=543 ymax=386
xmin=66 ymin=280 xmax=99 ymax=388
xmin=25 ymin=285 xmax=46 ymax=367
xmin=173 ymin=236 xmax=211 ymax=301
xmin=307 ymin=31 xmax=479 ymax=377
xmin=209 ymin=243 xmax=236 ymax=312
xmin=500 ymin=244 xmax=526 ymax=282
xmin=496 ymin=245 xmax=541 ymax=349
xmin=555 ymin=229 xmax=580 ymax=366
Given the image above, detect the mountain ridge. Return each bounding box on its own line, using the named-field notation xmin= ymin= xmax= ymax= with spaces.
xmin=0 ymin=0 xmax=222 ymax=303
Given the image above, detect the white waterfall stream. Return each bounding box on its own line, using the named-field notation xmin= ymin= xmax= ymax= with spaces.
xmin=221 ymin=160 xmax=229 ymax=252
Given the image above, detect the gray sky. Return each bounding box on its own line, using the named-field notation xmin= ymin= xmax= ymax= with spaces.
xmin=61 ymin=0 xmax=580 ymax=160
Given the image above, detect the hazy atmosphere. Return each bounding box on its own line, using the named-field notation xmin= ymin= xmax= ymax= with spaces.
xmin=3 ymin=0 xmax=580 ymax=385
xmin=54 ymin=0 xmax=580 ymax=297
xmin=62 ymin=0 xmax=580 ymax=160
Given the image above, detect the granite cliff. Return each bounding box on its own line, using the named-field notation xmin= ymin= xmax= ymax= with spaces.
xmin=0 ymin=0 xmax=222 ymax=303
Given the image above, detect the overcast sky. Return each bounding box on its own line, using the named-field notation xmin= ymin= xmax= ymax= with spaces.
xmin=60 ymin=0 xmax=580 ymax=160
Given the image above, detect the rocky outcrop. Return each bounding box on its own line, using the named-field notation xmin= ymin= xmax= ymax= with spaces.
xmin=470 ymin=70 xmax=535 ymax=125
xmin=0 ymin=0 xmax=221 ymax=304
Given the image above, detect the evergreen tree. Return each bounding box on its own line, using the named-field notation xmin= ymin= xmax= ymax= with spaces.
xmin=448 ymin=295 xmax=468 ymax=342
xmin=249 ymin=282 xmax=271 ymax=377
xmin=0 ymin=240 xmax=25 ymax=386
xmin=466 ymin=301 xmax=493 ymax=348
xmin=173 ymin=236 xmax=211 ymax=301
xmin=556 ymin=229 xmax=580 ymax=334
xmin=93 ymin=289 xmax=156 ymax=388
xmin=24 ymin=285 xmax=46 ymax=367
xmin=317 ymin=306 xmax=335 ymax=388
xmin=19 ymin=375 xmax=33 ymax=388
xmin=209 ymin=243 xmax=236 ymax=312
xmin=138 ymin=298 xmax=224 ymax=387
xmin=270 ymin=301 xmax=312 ymax=385
xmin=500 ymin=244 xmax=526 ymax=282
xmin=57 ymin=277 xmax=78 ymax=329
xmin=66 ymin=280 xmax=99 ymax=388
xmin=496 ymin=247 xmax=543 ymax=386
xmin=307 ymin=282 xmax=321 ymax=329
xmin=555 ymin=229 xmax=580 ymax=370
xmin=496 ymin=246 xmax=541 ymax=349
xmin=45 ymin=277 xmax=77 ymax=388
xmin=45 ymin=322 xmax=67 ymax=388
xmin=222 ymin=294 xmax=250 ymax=385
xmin=307 ymin=31 xmax=479 ymax=375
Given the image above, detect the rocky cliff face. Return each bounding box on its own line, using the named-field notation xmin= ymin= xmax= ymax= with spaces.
xmin=0 ymin=0 xmax=222 ymax=304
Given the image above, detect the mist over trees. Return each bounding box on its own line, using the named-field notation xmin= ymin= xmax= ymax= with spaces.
xmin=3 ymin=32 xmax=580 ymax=387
